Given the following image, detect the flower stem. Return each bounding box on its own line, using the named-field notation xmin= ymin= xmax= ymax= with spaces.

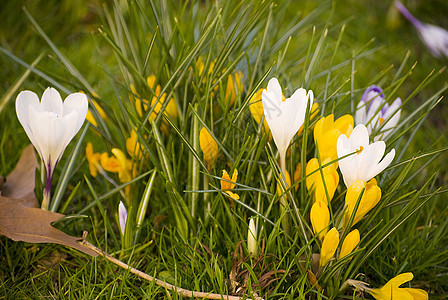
xmin=41 ymin=167 xmax=52 ymax=211
xmin=279 ymin=151 xmax=290 ymax=235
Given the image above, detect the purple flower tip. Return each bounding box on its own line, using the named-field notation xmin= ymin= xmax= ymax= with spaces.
xmin=361 ymin=85 xmax=384 ymax=104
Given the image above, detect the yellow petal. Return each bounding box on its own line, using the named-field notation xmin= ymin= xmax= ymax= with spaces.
xmin=369 ymin=273 xmax=427 ymax=300
xmin=100 ymin=152 xmax=121 ymax=173
xmin=319 ymin=227 xmax=339 ymax=267
xmin=403 ymin=288 xmax=429 ymax=300
xmin=126 ymin=129 xmax=143 ymax=159
xmin=310 ymin=201 xmax=330 ymax=241
xmin=86 ymin=142 xmax=101 ymax=177
xmin=199 ymin=127 xmax=219 ymax=168
xmin=111 ymin=148 xmax=132 ymax=183
xmin=147 ymin=75 xmax=156 ymax=89
xmin=306 ymin=158 xmax=339 ymax=204
xmin=344 ymin=179 xmax=381 ymax=228
xmin=339 ymin=229 xmax=360 ymax=259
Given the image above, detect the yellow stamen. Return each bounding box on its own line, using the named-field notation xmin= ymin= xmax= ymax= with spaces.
xmin=379 ymin=117 xmax=385 ymax=125
xmin=356 ymin=146 xmax=364 ymax=154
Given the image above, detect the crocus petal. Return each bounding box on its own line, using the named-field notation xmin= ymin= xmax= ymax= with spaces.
xmin=41 ymin=87 xmax=63 ymax=115
xmin=337 ymin=124 xmax=394 ymax=187
xmin=355 ymin=100 xmax=367 ymax=126
xmin=63 ymin=92 xmax=89 ymax=134
xmin=376 ymin=97 xmax=402 ymax=141
xmin=363 ymin=141 xmax=386 ymax=176
xmin=365 ymin=148 xmax=395 ymax=181
xmin=16 ymin=91 xmax=41 ymax=154
xmin=403 ymin=288 xmax=429 ymax=300
xmin=266 ymin=77 xmax=282 ymax=105
xmin=118 ymin=201 xmax=128 ymax=235
xmin=348 ymin=124 xmax=369 ymax=150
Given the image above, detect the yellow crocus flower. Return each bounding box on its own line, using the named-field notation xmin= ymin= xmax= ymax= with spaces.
xmin=344 ymin=179 xmax=381 ymax=228
xmin=100 ymin=149 xmax=133 ymax=183
xmin=130 ymin=76 xmax=178 ymax=133
xmin=306 ymin=157 xmax=339 ymax=205
xmin=248 ymin=88 xmax=271 ymax=137
xmin=86 ymin=142 xmax=101 ymax=177
xmin=111 ymin=148 xmax=132 ymax=183
xmin=126 ymin=128 xmax=143 ymax=160
xmin=199 ymin=127 xmax=219 ymax=168
xmin=319 ymin=227 xmax=339 ymax=267
xmin=310 ymin=201 xmax=330 ymax=241
xmin=339 ymin=229 xmax=360 ymax=259
xmin=368 ymin=273 xmax=428 ymax=300
xmin=221 ymin=169 xmax=239 ymax=201
xmin=314 ymin=114 xmax=353 ymax=162
xmin=225 ymin=71 xmax=243 ymax=107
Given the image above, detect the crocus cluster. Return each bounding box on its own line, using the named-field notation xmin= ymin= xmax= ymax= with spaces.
xmin=255 ymin=80 xmax=398 ymax=273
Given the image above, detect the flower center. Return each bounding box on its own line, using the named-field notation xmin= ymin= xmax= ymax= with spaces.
xmin=379 ymin=117 xmax=385 ymax=125
xmin=356 ymin=146 xmax=364 ymax=154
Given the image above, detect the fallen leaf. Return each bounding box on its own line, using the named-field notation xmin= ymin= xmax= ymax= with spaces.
xmin=1 ymin=145 xmax=39 ymax=208
xmin=0 ymin=196 xmax=97 ymax=257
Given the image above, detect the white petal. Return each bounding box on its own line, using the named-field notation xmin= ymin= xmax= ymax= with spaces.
xmin=337 ymin=134 xmax=357 ymax=187
xmin=118 ymin=201 xmax=128 ymax=235
xmin=41 ymin=87 xmax=63 ymax=115
xmin=63 ymin=92 xmax=88 ymax=134
xmin=348 ymin=124 xmax=369 ymax=150
xmin=356 ymin=143 xmax=371 ymax=181
xmin=355 ymin=101 xmax=367 ymax=126
xmin=266 ymin=77 xmax=282 ymax=104
xmin=59 ymin=111 xmax=80 ymax=158
xmin=16 ymin=91 xmax=40 ymax=148
xmin=367 ymin=141 xmax=386 ymax=168
xmin=366 ymin=148 xmax=395 ymax=180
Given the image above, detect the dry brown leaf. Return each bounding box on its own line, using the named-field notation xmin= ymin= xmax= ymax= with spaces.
xmin=0 ymin=196 xmax=97 ymax=257
xmin=1 ymin=145 xmax=39 ymax=208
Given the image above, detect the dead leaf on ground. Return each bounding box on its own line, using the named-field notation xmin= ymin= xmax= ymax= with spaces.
xmin=0 ymin=196 xmax=97 ymax=257
xmin=1 ymin=145 xmax=39 ymax=208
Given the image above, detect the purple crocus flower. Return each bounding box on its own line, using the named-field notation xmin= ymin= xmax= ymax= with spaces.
xmin=355 ymin=85 xmax=401 ymax=141
xmin=395 ymin=1 xmax=448 ymax=59
xmin=118 ymin=201 xmax=128 ymax=235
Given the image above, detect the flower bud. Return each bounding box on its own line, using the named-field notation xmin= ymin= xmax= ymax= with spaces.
xmin=199 ymin=127 xmax=219 ymax=168
xmin=310 ymin=201 xmax=330 ymax=241
xmin=319 ymin=227 xmax=339 ymax=267
xmin=339 ymin=229 xmax=360 ymax=259
xmin=247 ymin=218 xmax=258 ymax=256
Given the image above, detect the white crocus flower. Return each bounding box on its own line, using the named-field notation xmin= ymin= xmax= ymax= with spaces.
xmin=16 ymin=87 xmax=88 ymax=210
xmin=355 ymin=85 xmax=401 ymax=141
xmin=262 ymin=77 xmax=313 ymax=169
xmin=337 ymin=124 xmax=395 ymax=188
xmin=395 ymin=1 xmax=448 ymax=59
xmin=247 ymin=218 xmax=258 ymax=257
xmin=118 ymin=201 xmax=128 ymax=236
xmin=262 ymin=77 xmax=313 ymax=234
